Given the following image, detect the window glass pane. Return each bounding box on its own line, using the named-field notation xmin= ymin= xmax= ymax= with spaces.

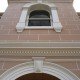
xmin=28 ymin=20 xmax=51 ymax=26
xmin=28 ymin=10 xmax=51 ymax=26
xmin=29 ymin=10 xmax=50 ymax=18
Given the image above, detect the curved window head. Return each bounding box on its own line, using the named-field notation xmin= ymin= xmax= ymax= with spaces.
xmin=28 ymin=10 xmax=51 ymax=26
xmin=16 ymin=3 xmax=62 ymax=32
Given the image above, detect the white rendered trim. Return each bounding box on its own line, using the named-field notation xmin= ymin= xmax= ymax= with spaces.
xmin=0 ymin=42 xmax=80 ymax=48
xmin=16 ymin=9 xmax=28 ymax=32
xmin=16 ymin=2 xmax=63 ymax=33
xmin=19 ymin=10 xmax=28 ymax=22
xmin=0 ymin=60 xmax=79 ymax=80
xmin=37 ymin=0 xmax=42 ymax=3
xmin=51 ymin=9 xmax=59 ymax=22
xmin=25 ymin=26 xmax=53 ymax=29
xmin=51 ymin=9 xmax=62 ymax=32
xmin=33 ymin=57 xmax=45 ymax=73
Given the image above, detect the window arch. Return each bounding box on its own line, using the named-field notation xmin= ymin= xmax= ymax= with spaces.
xmin=0 ymin=61 xmax=79 ymax=80
xmin=28 ymin=10 xmax=51 ymax=26
xmin=16 ymin=3 xmax=62 ymax=32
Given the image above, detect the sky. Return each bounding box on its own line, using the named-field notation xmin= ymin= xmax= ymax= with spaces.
xmin=0 ymin=0 xmax=80 ymax=12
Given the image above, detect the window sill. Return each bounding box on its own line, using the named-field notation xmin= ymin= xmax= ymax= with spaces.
xmin=25 ymin=26 xmax=53 ymax=29
xmin=16 ymin=23 xmax=62 ymax=32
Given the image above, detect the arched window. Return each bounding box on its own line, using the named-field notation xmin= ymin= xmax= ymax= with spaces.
xmin=16 ymin=3 xmax=62 ymax=32
xmin=28 ymin=10 xmax=51 ymax=26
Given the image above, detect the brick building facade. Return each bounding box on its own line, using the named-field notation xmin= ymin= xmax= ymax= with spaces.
xmin=0 ymin=0 xmax=80 ymax=80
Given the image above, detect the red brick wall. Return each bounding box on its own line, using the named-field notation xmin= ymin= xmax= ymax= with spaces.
xmin=0 ymin=2 xmax=80 ymax=42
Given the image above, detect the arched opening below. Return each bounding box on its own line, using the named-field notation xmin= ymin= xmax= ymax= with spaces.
xmin=0 ymin=61 xmax=79 ymax=80
xmin=15 ymin=73 xmax=60 ymax=80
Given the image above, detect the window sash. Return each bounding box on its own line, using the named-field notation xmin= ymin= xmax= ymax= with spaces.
xmin=29 ymin=18 xmax=51 ymax=20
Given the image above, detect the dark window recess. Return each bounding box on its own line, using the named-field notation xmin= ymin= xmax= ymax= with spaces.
xmin=28 ymin=10 xmax=51 ymax=26
xmin=15 ymin=73 xmax=60 ymax=80
xmin=0 ymin=13 xmax=3 ymax=19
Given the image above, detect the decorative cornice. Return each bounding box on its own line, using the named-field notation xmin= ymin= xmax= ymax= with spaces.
xmin=0 ymin=48 xmax=80 ymax=57
xmin=8 ymin=0 xmax=73 ymax=3
xmin=0 ymin=42 xmax=80 ymax=48
xmin=0 ymin=42 xmax=80 ymax=58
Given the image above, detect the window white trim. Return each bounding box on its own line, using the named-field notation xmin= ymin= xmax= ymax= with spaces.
xmin=0 ymin=58 xmax=79 ymax=80
xmin=25 ymin=26 xmax=53 ymax=29
xmin=16 ymin=3 xmax=62 ymax=32
xmin=16 ymin=9 xmax=28 ymax=32
xmin=51 ymin=8 xmax=62 ymax=32
xmin=37 ymin=0 xmax=42 ymax=3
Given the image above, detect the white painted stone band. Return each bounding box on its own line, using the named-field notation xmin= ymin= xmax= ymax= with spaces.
xmin=0 ymin=61 xmax=80 ymax=80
